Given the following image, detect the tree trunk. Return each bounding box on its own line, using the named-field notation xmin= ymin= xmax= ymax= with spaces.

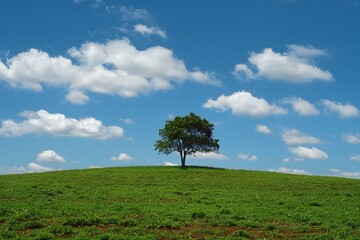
xmin=180 ymin=151 xmax=186 ymax=167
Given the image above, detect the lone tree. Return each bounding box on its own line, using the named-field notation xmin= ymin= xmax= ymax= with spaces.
xmin=154 ymin=112 xmax=219 ymax=167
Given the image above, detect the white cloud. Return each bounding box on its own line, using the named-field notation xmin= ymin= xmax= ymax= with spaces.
xmin=328 ymin=169 xmax=360 ymax=179
xmin=163 ymin=161 xmax=178 ymax=166
xmin=28 ymin=163 xmax=54 ymax=172
xmin=111 ymin=153 xmax=133 ymax=161
xmin=283 ymin=158 xmax=290 ymax=163
xmin=350 ymin=154 xmax=360 ymax=161
xmin=342 ymin=133 xmax=360 ymax=144
xmin=288 ymin=146 xmax=328 ymax=160
xmin=190 ymin=152 xmax=229 ymax=160
xmin=282 ymin=128 xmax=321 ymax=145
xmin=322 ymin=100 xmax=359 ymax=118
xmin=0 ymin=39 xmax=219 ymax=104
xmin=0 ymin=109 xmax=124 ymax=139
xmin=116 ymin=5 xmax=152 ymax=21
xmin=65 ymin=90 xmax=90 ymax=105
xmin=37 ymin=150 xmax=66 ymax=163
xmin=268 ymin=167 xmax=311 ymax=175
xmin=121 ymin=118 xmax=133 ymax=125
xmin=134 ymin=24 xmax=166 ymax=38
xmin=203 ymin=91 xmax=287 ymax=117
xmin=255 ymin=124 xmax=272 ymax=134
xmin=233 ymin=45 xmax=333 ymax=83
xmin=283 ymin=97 xmax=320 ymax=116
xmin=89 ymin=165 xmax=103 ymax=169
xmin=237 ymin=153 xmax=257 ymax=161
xmin=0 ymin=166 xmax=27 ymax=175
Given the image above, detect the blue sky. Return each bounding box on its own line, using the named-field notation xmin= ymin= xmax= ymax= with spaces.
xmin=0 ymin=0 xmax=359 ymax=177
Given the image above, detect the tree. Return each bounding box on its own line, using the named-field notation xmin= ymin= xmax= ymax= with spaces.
xmin=154 ymin=112 xmax=220 ymax=167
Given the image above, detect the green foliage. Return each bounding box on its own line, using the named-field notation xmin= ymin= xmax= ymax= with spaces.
xmin=154 ymin=112 xmax=219 ymax=166
xmin=0 ymin=166 xmax=359 ymax=239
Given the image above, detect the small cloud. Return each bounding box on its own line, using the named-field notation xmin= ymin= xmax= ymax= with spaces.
xmin=204 ymin=90 xmax=287 ymax=117
xmin=283 ymin=158 xmax=290 ymax=163
xmin=255 ymin=124 xmax=272 ymax=134
xmin=121 ymin=118 xmax=134 ymax=125
xmin=111 ymin=153 xmax=133 ymax=161
xmin=288 ymin=146 xmax=328 ymax=160
xmin=28 ymin=163 xmax=54 ymax=172
xmin=268 ymin=167 xmax=311 ymax=175
xmin=237 ymin=153 xmax=257 ymax=161
xmin=350 ymin=154 xmax=360 ymax=161
xmin=116 ymin=5 xmax=152 ymax=21
xmin=342 ymin=133 xmax=360 ymax=144
xmin=282 ymin=128 xmax=321 ymax=145
xmin=134 ymin=24 xmax=166 ymax=38
xmin=163 ymin=161 xmax=178 ymax=166
xmin=89 ymin=165 xmax=102 ymax=169
xmin=167 ymin=114 xmax=175 ymax=120
xmin=233 ymin=45 xmax=332 ymax=83
xmin=190 ymin=152 xmax=229 ymax=160
xmin=283 ymin=97 xmax=320 ymax=116
xmin=37 ymin=150 xmax=66 ymax=163
xmin=322 ymin=99 xmax=359 ymax=118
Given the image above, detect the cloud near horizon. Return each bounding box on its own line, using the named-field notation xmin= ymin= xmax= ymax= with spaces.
xmin=111 ymin=153 xmax=133 ymax=161
xmin=0 ymin=109 xmax=124 ymax=139
xmin=237 ymin=153 xmax=257 ymax=161
xmin=0 ymin=39 xmax=219 ymax=104
xmin=268 ymin=167 xmax=311 ymax=175
xmin=190 ymin=152 xmax=229 ymax=160
xmin=233 ymin=44 xmax=333 ymax=83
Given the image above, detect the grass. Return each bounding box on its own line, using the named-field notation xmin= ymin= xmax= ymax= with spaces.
xmin=0 ymin=166 xmax=359 ymax=239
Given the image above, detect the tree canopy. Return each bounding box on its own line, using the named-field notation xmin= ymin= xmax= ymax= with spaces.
xmin=154 ymin=112 xmax=219 ymax=167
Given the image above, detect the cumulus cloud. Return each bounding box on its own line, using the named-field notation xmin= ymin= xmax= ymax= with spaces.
xmin=0 ymin=39 xmax=219 ymax=104
xmin=283 ymin=97 xmax=320 ymax=116
xmin=322 ymin=100 xmax=359 ymax=118
xmin=233 ymin=45 xmax=333 ymax=83
xmin=37 ymin=150 xmax=66 ymax=163
xmin=237 ymin=153 xmax=257 ymax=161
xmin=342 ymin=133 xmax=360 ymax=144
xmin=282 ymin=128 xmax=321 ymax=145
xmin=350 ymin=154 xmax=360 ymax=161
xmin=328 ymin=169 xmax=360 ymax=179
xmin=288 ymin=146 xmax=328 ymax=160
xmin=255 ymin=124 xmax=272 ymax=134
xmin=268 ymin=167 xmax=311 ymax=175
xmin=203 ymin=91 xmax=287 ymax=117
xmin=134 ymin=24 xmax=166 ymax=38
xmin=111 ymin=153 xmax=133 ymax=161
xmin=190 ymin=152 xmax=229 ymax=160
xmin=28 ymin=163 xmax=54 ymax=172
xmin=0 ymin=109 xmax=124 ymax=139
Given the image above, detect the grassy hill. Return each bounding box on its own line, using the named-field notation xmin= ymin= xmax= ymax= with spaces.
xmin=0 ymin=166 xmax=359 ymax=239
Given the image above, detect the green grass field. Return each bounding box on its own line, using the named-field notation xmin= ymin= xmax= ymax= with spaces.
xmin=0 ymin=166 xmax=359 ymax=239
